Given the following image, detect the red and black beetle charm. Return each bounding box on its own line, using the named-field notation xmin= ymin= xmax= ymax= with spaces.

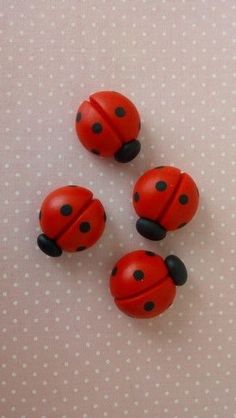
xmin=110 ymin=250 xmax=187 ymax=318
xmin=75 ymin=91 xmax=141 ymax=163
xmin=133 ymin=166 xmax=199 ymax=240
xmin=37 ymin=186 xmax=106 ymax=257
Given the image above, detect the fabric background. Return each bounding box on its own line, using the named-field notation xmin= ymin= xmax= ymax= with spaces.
xmin=0 ymin=1 xmax=235 ymax=417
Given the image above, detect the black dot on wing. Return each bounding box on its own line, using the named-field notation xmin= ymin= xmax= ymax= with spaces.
xmin=79 ymin=222 xmax=91 ymax=233
xmin=115 ymin=106 xmax=126 ymax=117
xmin=155 ymin=181 xmax=167 ymax=191
xmin=76 ymin=246 xmax=86 ymax=252
xmin=92 ymin=122 xmax=103 ymax=134
xmin=133 ymin=192 xmax=140 ymax=202
xmin=91 ymin=149 xmax=100 ymax=155
xmin=145 ymin=251 xmax=155 ymax=256
xmin=76 ymin=111 xmax=81 ymax=122
xmin=111 ymin=266 xmax=118 ymax=276
xmin=179 ymin=194 xmax=189 ymax=205
xmin=144 ymin=301 xmax=155 ymax=311
xmin=60 ymin=204 xmax=73 ymax=216
xmin=133 ymin=270 xmax=144 ymax=281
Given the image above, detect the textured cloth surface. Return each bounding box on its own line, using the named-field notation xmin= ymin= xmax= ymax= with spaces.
xmin=0 ymin=1 xmax=235 ymax=417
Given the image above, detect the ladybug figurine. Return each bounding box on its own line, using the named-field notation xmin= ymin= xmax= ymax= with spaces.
xmin=75 ymin=91 xmax=141 ymax=163
xmin=133 ymin=166 xmax=199 ymax=240
xmin=110 ymin=250 xmax=187 ymax=318
xmin=37 ymin=186 xmax=106 ymax=257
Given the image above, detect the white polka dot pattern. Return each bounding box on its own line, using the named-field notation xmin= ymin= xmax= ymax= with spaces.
xmin=0 ymin=1 xmax=235 ymax=417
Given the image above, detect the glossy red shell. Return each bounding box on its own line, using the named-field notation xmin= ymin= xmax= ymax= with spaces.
xmin=133 ymin=166 xmax=199 ymax=231
xmin=110 ymin=250 xmax=176 ymax=318
xmin=39 ymin=186 xmax=106 ymax=252
xmin=75 ymin=91 xmax=140 ymax=157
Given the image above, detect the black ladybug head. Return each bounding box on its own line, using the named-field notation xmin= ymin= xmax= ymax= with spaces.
xmin=37 ymin=234 xmax=62 ymax=257
xmin=114 ymin=139 xmax=141 ymax=163
xmin=136 ymin=218 xmax=166 ymax=241
xmin=165 ymin=255 xmax=188 ymax=286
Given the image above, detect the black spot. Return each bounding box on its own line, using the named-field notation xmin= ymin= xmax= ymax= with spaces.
xmin=111 ymin=266 xmax=117 ymax=276
xmin=91 ymin=149 xmax=100 ymax=155
xmin=155 ymin=166 xmax=164 ymax=169
xmin=76 ymin=111 xmax=81 ymax=123
xmin=76 ymin=246 xmax=86 ymax=252
xmin=115 ymin=106 xmax=126 ymax=117
xmin=144 ymin=301 xmax=155 ymax=312
xmin=104 ymin=211 xmax=107 ymax=222
xmin=155 ymin=181 xmax=167 ymax=192
xmin=92 ymin=122 xmax=103 ymax=134
xmin=39 ymin=210 xmax=42 ymax=220
xmin=79 ymin=222 xmax=91 ymax=233
xmin=179 ymin=194 xmax=189 ymax=205
xmin=133 ymin=192 xmax=140 ymax=202
xmin=145 ymin=251 xmax=155 ymax=256
xmin=178 ymin=222 xmax=187 ymax=229
xmin=60 ymin=204 xmax=73 ymax=216
xmin=133 ymin=270 xmax=144 ymax=281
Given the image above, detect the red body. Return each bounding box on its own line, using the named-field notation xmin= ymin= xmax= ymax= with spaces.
xmin=75 ymin=91 xmax=141 ymax=157
xmin=133 ymin=166 xmax=199 ymax=231
xmin=39 ymin=186 xmax=106 ymax=252
xmin=110 ymin=250 xmax=176 ymax=318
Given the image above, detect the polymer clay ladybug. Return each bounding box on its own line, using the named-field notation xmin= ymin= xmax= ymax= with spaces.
xmin=133 ymin=166 xmax=199 ymax=240
xmin=37 ymin=186 xmax=106 ymax=257
xmin=75 ymin=91 xmax=141 ymax=163
xmin=110 ymin=250 xmax=187 ymax=318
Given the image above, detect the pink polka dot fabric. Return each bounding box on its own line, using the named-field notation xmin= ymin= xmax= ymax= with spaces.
xmin=1 ymin=1 xmax=235 ymax=417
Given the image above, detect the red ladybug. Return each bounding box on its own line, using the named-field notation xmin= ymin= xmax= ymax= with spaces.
xmin=133 ymin=166 xmax=199 ymax=240
xmin=110 ymin=250 xmax=187 ymax=318
xmin=75 ymin=91 xmax=141 ymax=163
xmin=37 ymin=186 xmax=106 ymax=257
